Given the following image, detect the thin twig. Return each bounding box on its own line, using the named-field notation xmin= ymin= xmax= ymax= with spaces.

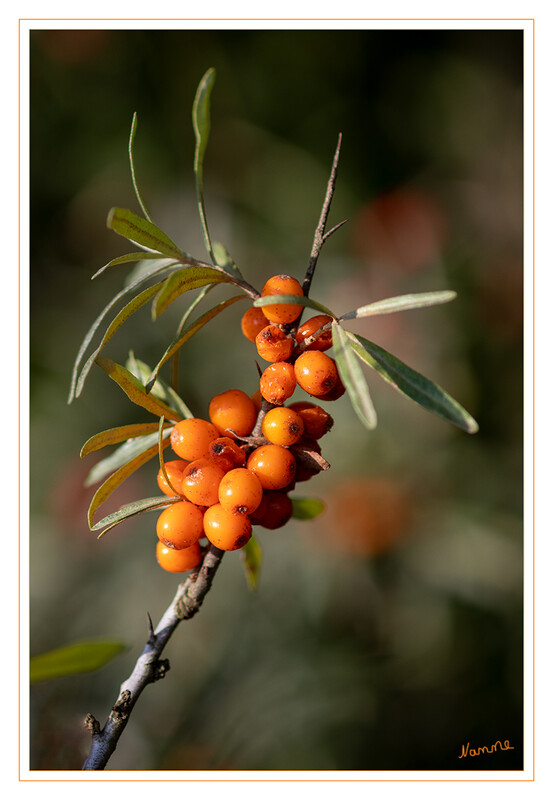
xmin=302 ymin=133 xmax=343 ymax=299
xmin=82 ymin=544 xmax=225 ymax=770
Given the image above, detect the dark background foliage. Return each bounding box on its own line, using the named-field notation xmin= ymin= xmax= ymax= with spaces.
xmin=30 ymin=28 xmax=523 ymax=771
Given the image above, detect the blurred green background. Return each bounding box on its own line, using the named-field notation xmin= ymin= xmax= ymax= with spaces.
xmin=30 ymin=28 xmax=523 ymax=771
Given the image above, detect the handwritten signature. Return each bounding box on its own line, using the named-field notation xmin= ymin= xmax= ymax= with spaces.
xmin=459 ymin=740 xmax=514 ymax=759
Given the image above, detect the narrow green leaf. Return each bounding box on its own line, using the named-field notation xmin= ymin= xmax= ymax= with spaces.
xmin=124 ymin=257 xmax=178 ymax=287
xmin=30 ymin=641 xmax=127 ymax=683
xmin=88 ymin=438 xmax=171 ymax=528
xmin=75 ymin=281 xmax=166 ymax=399
xmin=212 ymin=241 xmax=244 ymax=280
xmin=291 ymin=497 xmax=326 ymax=521
xmin=91 ymin=251 xmax=164 ymax=280
xmin=80 ymin=422 xmax=166 ymax=458
xmin=241 ymin=535 xmax=262 ymax=591
xmin=95 ymin=357 xmax=183 ymax=421
xmin=93 ymin=496 xmax=179 ymax=538
xmin=128 ymin=112 xmax=153 ymax=223
xmin=332 ymin=322 xmax=377 ymax=430
xmin=346 ymin=332 xmax=479 ymax=434
xmin=125 ymin=352 xmax=193 ymax=419
xmin=85 ymin=429 xmax=171 ymax=487
xmin=107 ymin=207 xmax=184 ymax=259
xmin=253 ymin=294 xmax=336 ymax=317
xmin=339 ymin=290 xmax=457 ymax=321
xmin=151 ymin=266 xmax=234 ymax=319
xmin=192 ymin=67 xmax=216 ymax=261
xmin=147 ymin=295 xmax=247 ymax=391
xmin=68 ymin=261 xmax=178 ymax=404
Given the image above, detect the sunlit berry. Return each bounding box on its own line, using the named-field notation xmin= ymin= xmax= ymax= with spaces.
xmin=171 ymin=418 xmax=220 ymax=462
xmin=260 ymin=274 xmax=304 ymax=324
xmin=246 ymin=444 xmax=296 ymax=490
xmin=209 ymin=389 xmax=257 ymax=437
xmin=218 ymin=468 xmax=263 ymax=515
xmin=261 ymin=406 xmax=305 ymax=446
xmin=294 ymin=351 xmax=338 ymax=397
xmin=296 ymin=315 xmax=334 ymax=351
xmin=156 ymin=540 xmax=203 ymax=573
xmin=157 ymin=459 xmax=189 ymax=497
xmin=241 ymin=306 xmax=268 ymax=342
xmin=203 ymin=503 xmax=252 ymax=550
xmin=259 ymin=362 xmax=296 ymax=405
xmin=208 ymin=437 xmax=246 ymax=472
xmin=289 ymin=401 xmax=334 ymax=439
xmin=181 ymin=458 xmax=226 ymax=507
xmin=255 ymin=325 xmax=294 ymax=363
xmin=156 ymin=501 xmax=204 ymax=550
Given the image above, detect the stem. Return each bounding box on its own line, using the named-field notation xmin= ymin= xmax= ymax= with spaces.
xmin=82 ymin=544 xmax=225 ymax=770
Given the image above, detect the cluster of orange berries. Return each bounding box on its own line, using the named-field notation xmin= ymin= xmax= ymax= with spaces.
xmin=155 ymin=274 xmax=340 ymax=574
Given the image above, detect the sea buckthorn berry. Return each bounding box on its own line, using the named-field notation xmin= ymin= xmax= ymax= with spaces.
xmin=208 ymin=437 xmax=246 ymax=472
xmin=156 ymin=540 xmax=203 ymax=573
xmin=257 ymin=491 xmax=293 ymax=530
xmin=296 ymin=315 xmax=334 ymax=351
xmin=247 ymin=444 xmax=296 ymax=490
xmin=289 ymin=401 xmax=334 ymax=439
xmin=241 ymin=306 xmax=268 ymax=342
xmin=171 ymin=418 xmax=220 ymax=462
xmin=294 ymin=351 xmax=338 ymax=397
xmin=260 ymin=274 xmax=304 ymax=324
xmin=251 ymin=389 xmax=262 ymax=412
xmin=157 ymin=459 xmax=189 ymax=497
xmin=218 ymin=468 xmax=263 ymax=515
xmin=259 ymin=362 xmax=296 ymax=405
xmin=156 ymin=501 xmax=204 ymax=550
xmin=262 ymin=407 xmax=305 ymax=447
xmin=255 ymin=325 xmax=294 ymax=363
xmin=203 ymin=504 xmax=252 ymax=550
xmin=209 ymin=389 xmax=257 ymax=437
xmin=181 ymin=458 xmax=226 ymax=507
xmin=320 ymin=369 xmax=346 ymax=400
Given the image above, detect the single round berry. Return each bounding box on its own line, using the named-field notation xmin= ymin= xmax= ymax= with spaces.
xmin=247 ymin=444 xmax=296 ymax=490
xmin=241 ymin=306 xmax=269 ymax=342
xmin=157 ymin=459 xmax=189 ymax=497
xmin=209 ymin=389 xmax=257 ymax=437
xmin=255 ymin=325 xmax=294 ymax=363
xmin=156 ymin=501 xmax=204 ymax=550
xmin=296 ymin=315 xmax=334 ymax=351
xmin=181 ymin=458 xmax=226 ymax=507
xmin=170 ymin=418 xmax=220 ymax=462
xmin=262 ymin=406 xmax=305 ymax=447
xmin=208 ymin=437 xmax=246 ymax=472
xmin=289 ymin=401 xmax=334 ymax=439
xmin=257 ymin=491 xmax=293 ymax=530
xmin=319 ymin=370 xmax=346 ymax=400
xmin=218 ymin=468 xmax=263 ymax=515
xmin=156 ymin=540 xmax=203 ymax=573
xmin=203 ymin=503 xmax=252 ymax=550
xmin=294 ymin=351 xmax=338 ymax=397
xmin=260 ymin=274 xmax=304 ymax=324
xmin=259 ymin=362 xmax=296 ymax=405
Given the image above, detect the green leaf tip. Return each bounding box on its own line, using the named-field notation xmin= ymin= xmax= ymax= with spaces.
xmin=30 ymin=640 xmax=127 ymax=683
xmin=291 ymin=497 xmax=325 ymax=521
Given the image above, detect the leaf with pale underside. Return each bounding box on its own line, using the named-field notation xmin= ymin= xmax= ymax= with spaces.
xmin=80 ymin=422 xmax=167 ymax=458
xmin=193 ymin=67 xmax=216 ymax=260
xmin=92 ymin=496 xmax=179 ymax=538
xmin=253 ymin=294 xmax=336 ymax=317
xmin=213 ymin=241 xmax=244 ymax=281
xmin=346 ymin=331 xmax=479 ymax=434
xmin=339 ymin=290 xmax=457 ymax=321
xmin=332 ymin=322 xmax=377 ymax=430
xmin=151 ymin=266 xmax=235 ymax=319
xmin=107 ymin=207 xmax=184 ymax=259
xmin=85 ymin=429 xmax=172 ymax=487
xmin=91 ymin=252 xmax=165 ymax=280
xmin=95 ymin=357 xmax=183 ymax=421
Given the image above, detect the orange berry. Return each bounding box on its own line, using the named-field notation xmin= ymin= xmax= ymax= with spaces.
xmin=208 ymin=437 xmax=246 ymax=472
xmin=218 ymin=468 xmax=263 ymax=515
xmin=289 ymin=401 xmax=334 ymax=439
xmin=251 ymin=389 xmax=263 ymax=412
xmin=256 ymin=491 xmax=293 ymax=530
xmin=294 ymin=351 xmax=338 ymax=397
xmin=262 ymin=406 xmax=305 ymax=446
xmin=171 ymin=418 xmax=220 ymax=462
xmin=260 ymin=274 xmax=304 ymax=324
xmin=320 ymin=370 xmax=346 ymax=400
xmin=259 ymin=362 xmax=296 ymax=405
xmin=181 ymin=458 xmax=226 ymax=507
xmin=157 ymin=459 xmax=189 ymax=496
xmin=209 ymin=389 xmax=257 ymax=437
xmin=246 ymin=444 xmax=296 ymax=490
xmin=255 ymin=325 xmax=294 ymax=363
xmin=296 ymin=315 xmax=334 ymax=351
xmin=241 ymin=306 xmax=268 ymax=342
xmin=156 ymin=540 xmax=203 ymax=573
xmin=156 ymin=501 xmax=204 ymax=550
xmin=203 ymin=503 xmax=252 ymax=550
